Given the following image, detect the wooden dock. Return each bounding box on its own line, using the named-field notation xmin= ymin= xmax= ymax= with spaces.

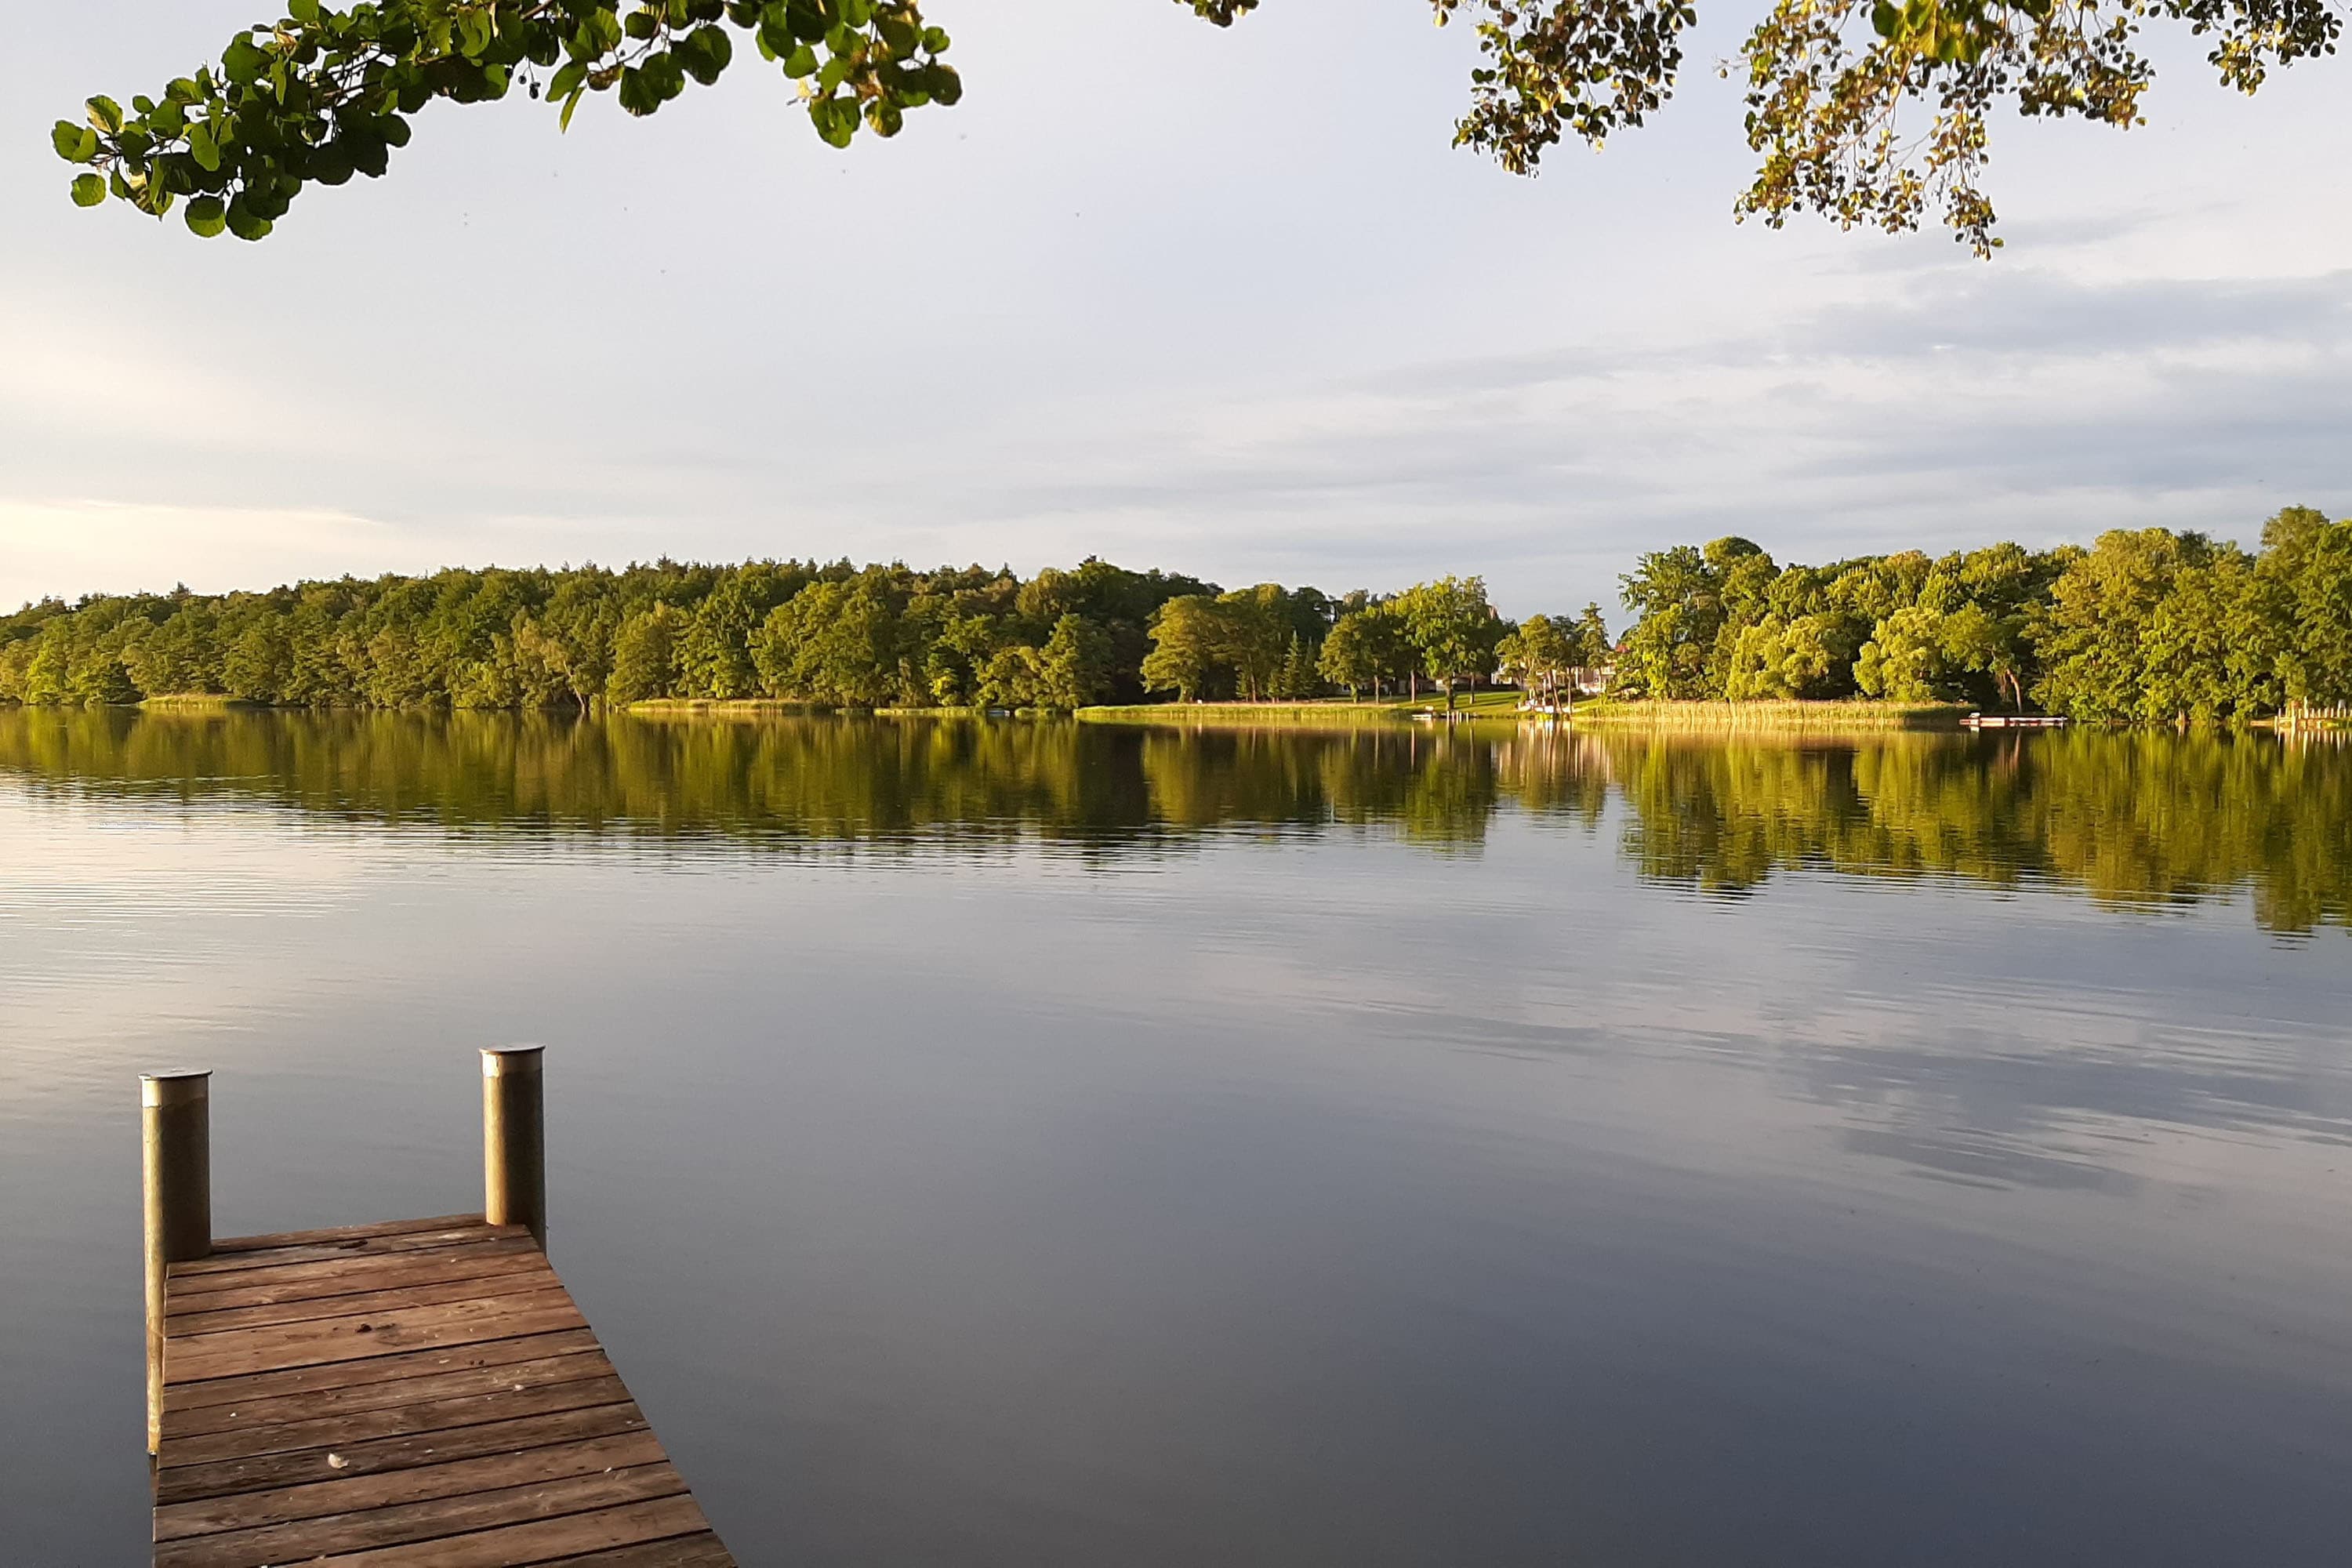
xmin=142 ymin=1053 xmax=734 ymax=1566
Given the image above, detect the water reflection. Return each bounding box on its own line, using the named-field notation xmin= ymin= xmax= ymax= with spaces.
xmin=6 ymin=709 xmax=2352 ymax=1563
xmin=1 ymin=709 xmax=2343 ymax=932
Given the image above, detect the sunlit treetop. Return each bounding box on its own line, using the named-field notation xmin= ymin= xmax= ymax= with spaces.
xmin=56 ymin=0 xmax=2342 ymax=252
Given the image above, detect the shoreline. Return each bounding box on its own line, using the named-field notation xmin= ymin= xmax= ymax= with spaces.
xmin=11 ymin=696 xmax=2339 ymax=735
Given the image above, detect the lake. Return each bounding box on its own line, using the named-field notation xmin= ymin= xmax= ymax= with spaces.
xmin=3 ymin=710 xmax=2349 ymax=1563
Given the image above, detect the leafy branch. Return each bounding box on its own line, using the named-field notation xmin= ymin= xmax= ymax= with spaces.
xmin=55 ymin=0 xmax=956 ymax=240
xmin=59 ymin=0 xmax=2345 ymax=251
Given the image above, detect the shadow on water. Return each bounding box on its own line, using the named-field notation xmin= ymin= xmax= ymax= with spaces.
xmin=0 ymin=707 xmax=2346 ymax=932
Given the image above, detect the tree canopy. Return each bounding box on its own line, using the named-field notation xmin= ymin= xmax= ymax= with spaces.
xmin=56 ymin=0 xmax=2340 ymax=251
xmin=5 ymin=509 xmax=2346 ymax=721
xmin=1608 ymin=508 xmax=2352 ymax=720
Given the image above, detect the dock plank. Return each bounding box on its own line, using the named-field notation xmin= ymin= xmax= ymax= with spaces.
xmin=169 ymin=1262 xmax=568 ymax=1336
xmin=163 ymin=1348 xmax=616 ymax=1440
xmin=165 ymin=1327 xmax=605 ymax=1412
xmin=156 ymin=1220 xmax=728 ymax=1566
xmin=169 ymin=1223 xmax=531 ymax=1279
xmin=307 ymin=1494 xmax=719 ymax=1566
xmin=161 ymin=1373 xmax=633 ymax=1467
xmin=153 ymin=1463 xmax=691 ymax=1568
xmin=167 ymin=1294 xmax=590 ymax=1384
xmin=154 ymin=1432 xmax=669 ymax=1541
xmin=165 ymin=1240 xmax=549 ymax=1313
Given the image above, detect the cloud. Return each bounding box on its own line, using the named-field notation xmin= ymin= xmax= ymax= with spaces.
xmin=5 ymin=0 xmax=2348 ymax=614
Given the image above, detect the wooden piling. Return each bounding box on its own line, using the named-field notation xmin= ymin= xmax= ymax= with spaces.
xmin=481 ymin=1046 xmax=546 ymax=1249
xmin=143 ymin=1070 xmax=212 ymax=1454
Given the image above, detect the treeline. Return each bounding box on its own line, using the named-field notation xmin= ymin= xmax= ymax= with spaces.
xmin=0 ymin=556 xmax=1569 ymax=713
xmin=3 ymin=506 xmax=2346 ymax=721
xmin=1617 ymin=507 xmax=2352 ymax=720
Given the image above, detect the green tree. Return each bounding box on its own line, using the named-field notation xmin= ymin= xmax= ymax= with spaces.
xmin=1499 ymin=614 xmax=1577 ymax=717
xmin=1319 ymin=611 xmax=1385 ymax=699
xmin=1571 ymin=603 xmax=1613 ymax=672
xmin=1036 ymin=614 xmax=1115 ymax=709
xmin=1214 ymin=585 xmax=1290 ymax=701
xmin=1616 ymin=546 xmax=1719 ymax=699
xmin=1854 ymin=604 xmax=1954 ymax=702
xmin=1273 ymin=633 xmax=1323 ymax=700
xmin=1393 ymin=576 xmax=1503 ymax=712
xmin=1141 ymin=595 xmax=1224 ymax=703
xmin=2033 ymin=529 xmax=2219 ymax=721
xmin=223 ymin=619 xmax=292 ymax=702
xmin=608 ymin=602 xmax=688 ymax=704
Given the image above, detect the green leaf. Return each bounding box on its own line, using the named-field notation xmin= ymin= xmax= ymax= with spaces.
xmin=71 ymin=172 xmax=106 ymax=207
xmin=187 ymin=122 xmax=221 ymax=172
xmin=347 ymin=128 xmax=390 ymax=177
xmin=308 ymin=140 xmax=355 ymax=184
xmin=225 ymin=197 xmax=274 ymax=241
xmin=52 ymin=120 xmax=98 ymax=162
xmin=184 ymin=195 xmax=228 ymax=237
xmin=677 ymin=27 xmax=731 ymax=84
xmin=560 ymin=84 xmax=586 ymax=130
xmin=289 ymin=0 xmax=321 ymax=21
xmin=85 ymin=95 xmax=125 ymax=133
xmin=223 ymin=35 xmax=268 ymax=85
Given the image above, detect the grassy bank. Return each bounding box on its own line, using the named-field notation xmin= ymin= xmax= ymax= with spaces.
xmin=137 ymin=693 xmax=267 ymax=711
xmin=1568 ymin=699 xmax=1970 ymax=731
xmin=1080 ymin=693 xmax=1972 ymax=731
xmin=622 ymin=699 xmax=838 ymax=716
xmin=1080 ymin=700 xmax=1414 ymax=728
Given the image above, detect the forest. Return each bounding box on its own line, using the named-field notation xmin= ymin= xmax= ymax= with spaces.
xmin=0 ymin=506 xmax=2346 ymax=722
xmin=0 ymin=555 xmax=1562 ymax=714
xmin=1612 ymin=507 xmax=2352 ymax=721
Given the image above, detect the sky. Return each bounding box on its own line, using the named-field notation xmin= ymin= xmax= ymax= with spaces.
xmin=3 ymin=0 xmax=2347 ymax=618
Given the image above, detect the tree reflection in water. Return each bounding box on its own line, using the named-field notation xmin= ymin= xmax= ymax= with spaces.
xmin=0 ymin=710 xmax=2343 ymax=934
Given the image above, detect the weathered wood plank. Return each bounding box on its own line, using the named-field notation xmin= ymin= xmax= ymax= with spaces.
xmin=166 ymin=1240 xmax=548 ymax=1312
xmin=152 ymin=1463 xmax=690 ymax=1568
xmin=306 ymin=1494 xmax=715 ymax=1566
xmin=152 ymin=1432 xmax=668 ymax=1541
xmin=165 ymin=1329 xmax=604 ymax=1413
xmin=166 ymin=1295 xmax=586 ymax=1385
xmin=152 ymin=1210 xmax=727 ymax=1563
xmin=163 ymin=1348 xmax=615 ymax=1440
xmin=155 ymin=1399 xmax=653 ymax=1506
xmin=169 ymin=1225 xmax=528 ymax=1279
xmin=209 ymin=1214 xmax=488 ymax=1254
xmin=160 ymin=1373 xmax=632 ymax=1468
xmin=169 ymin=1263 xmax=566 ymax=1337
xmin=539 ymin=1536 xmax=739 ymax=1568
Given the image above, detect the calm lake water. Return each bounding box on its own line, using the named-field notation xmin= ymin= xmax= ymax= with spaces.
xmin=3 ymin=710 xmax=2349 ymax=1563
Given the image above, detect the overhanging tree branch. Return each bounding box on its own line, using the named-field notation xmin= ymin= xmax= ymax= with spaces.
xmin=59 ymin=0 xmax=2343 ymax=252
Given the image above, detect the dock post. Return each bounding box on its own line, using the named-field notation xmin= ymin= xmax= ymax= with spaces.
xmin=482 ymin=1045 xmax=546 ymax=1249
xmin=142 ymin=1070 xmax=212 ymax=1454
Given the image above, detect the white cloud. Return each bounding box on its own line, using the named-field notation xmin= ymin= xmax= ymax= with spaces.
xmin=4 ymin=1 xmax=2347 ymax=615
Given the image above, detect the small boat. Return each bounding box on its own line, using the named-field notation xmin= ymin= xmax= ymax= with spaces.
xmin=1965 ymin=713 xmax=2068 ymax=728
